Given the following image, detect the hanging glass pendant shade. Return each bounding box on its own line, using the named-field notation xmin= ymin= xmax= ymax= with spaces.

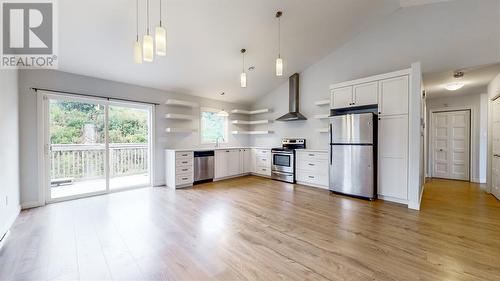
xmin=240 ymin=49 xmax=247 ymax=88
xmin=143 ymin=0 xmax=154 ymax=62
xmin=155 ymin=0 xmax=166 ymax=56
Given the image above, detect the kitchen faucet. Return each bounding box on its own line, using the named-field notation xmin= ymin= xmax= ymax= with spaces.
xmin=215 ymin=136 xmax=225 ymax=148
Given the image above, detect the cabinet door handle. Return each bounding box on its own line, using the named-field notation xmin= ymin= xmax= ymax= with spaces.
xmin=308 ymin=176 xmax=315 ymax=179
xmin=182 ymin=177 xmax=188 ymax=180
xmin=308 ymin=154 xmax=315 ymax=156
xmin=182 ymin=168 xmax=188 ymax=171
xmin=181 ymin=154 xmax=188 ymax=156
xmin=308 ymin=163 xmax=315 ymax=166
xmin=182 ymin=161 xmax=188 ymax=164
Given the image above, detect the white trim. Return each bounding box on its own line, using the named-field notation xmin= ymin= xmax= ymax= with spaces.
xmin=330 ymin=68 xmax=411 ymax=89
xmin=378 ymin=195 xmax=409 ymax=205
xmin=21 ymin=201 xmax=44 ymax=209
xmin=408 ymin=184 xmax=425 ymax=210
xmin=296 ymin=181 xmax=329 ymax=190
xmin=408 ymin=62 xmax=422 ymax=211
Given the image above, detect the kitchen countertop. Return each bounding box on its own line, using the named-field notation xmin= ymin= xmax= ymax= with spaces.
xmin=165 ymin=147 xmax=328 ymax=152
xmin=165 ymin=147 xmax=272 ymax=152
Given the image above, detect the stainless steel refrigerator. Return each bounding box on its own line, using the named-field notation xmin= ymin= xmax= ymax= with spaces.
xmin=329 ymin=113 xmax=376 ymax=199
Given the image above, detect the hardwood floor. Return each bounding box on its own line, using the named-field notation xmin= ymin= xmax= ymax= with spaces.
xmin=1 ymin=176 xmax=499 ymax=281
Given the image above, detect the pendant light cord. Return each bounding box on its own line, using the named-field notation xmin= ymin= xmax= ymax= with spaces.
xmin=278 ymin=16 xmax=281 ymax=58
xmin=146 ymin=0 xmax=150 ymax=35
xmin=159 ymin=0 xmax=162 ymax=26
xmin=136 ymin=0 xmax=139 ymax=41
xmin=242 ymin=52 xmax=245 ymax=72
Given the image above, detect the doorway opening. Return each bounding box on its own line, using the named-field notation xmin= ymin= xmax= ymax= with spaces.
xmin=42 ymin=94 xmax=153 ymax=202
xmin=430 ymin=109 xmax=471 ymax=181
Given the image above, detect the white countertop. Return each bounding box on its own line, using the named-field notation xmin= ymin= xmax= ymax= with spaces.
xmin=165 ymin=146 xmax=272 ymax=152
xmin=165 ymin=147 xmax=327 ymax=152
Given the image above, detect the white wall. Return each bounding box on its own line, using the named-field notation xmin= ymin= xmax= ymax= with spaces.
xmin=0 ymin=70 xmax=21 ymax=238
xmin=249 ymin=0 xmax=500 ymax=149
xmin=426 ymin=92 xmax=488 ymax=183
xmin=18 ymin=70 xmax=250 ymax=208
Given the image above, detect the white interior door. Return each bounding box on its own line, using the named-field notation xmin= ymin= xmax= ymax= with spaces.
xmin=491 ymin=99 xmax=500 ymax=200
xmin=432 ymin=110 xmax=470 ymax=181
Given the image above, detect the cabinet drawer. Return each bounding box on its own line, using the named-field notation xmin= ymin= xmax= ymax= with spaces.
xmin=176 ymin=173 xmax=193 ymax=186
xmin=296 ymin=171 xmax=328 ymax=187
xmin=176 ymin=157 xmax=193 ymax=166
xmin=176 ymin=165 xmax=192 ymax=174
xmin=255 ymin=166 xmax=271 ymax=176
xmin=256 ymin=156 xmax=270 ymax=167
xmin=176 ymin=151 xmax=193 ymax=160
xmin=255 ymin=149 xmax=270 ymax=157
xmin=297 ymin=159 xmax=328 ymax=174
xmin=297 ymin=152 xmax=328 ymax=162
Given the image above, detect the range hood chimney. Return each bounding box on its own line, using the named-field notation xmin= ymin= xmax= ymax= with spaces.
xmin=276 ymin=73 xmax=307 ymax=121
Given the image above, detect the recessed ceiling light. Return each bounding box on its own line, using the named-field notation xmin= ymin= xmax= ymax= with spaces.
xmin=220 ymin=92 xmax=225 ymax=95
xmin=248 ymin=66 xmax=255 ymax=71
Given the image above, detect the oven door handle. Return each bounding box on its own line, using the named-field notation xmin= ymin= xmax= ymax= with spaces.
xmin=272 ymin=170 xmax=291 ymax=176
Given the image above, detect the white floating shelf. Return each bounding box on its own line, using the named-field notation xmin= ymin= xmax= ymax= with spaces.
xmin=164 ymin=113 xmax=194 ymax=120
xmin=316 ymin=128 xmax=329 ymax=133
xmin=314 ymin=99 xmax=330 ymax=106
xmin=231 ymin=120 xmax=270 ymax=125
xmin=231 ymin=108 xmax=270 ymax=115
xmin=165 ymin=99 xmax=199 ymax=108
xmin=231 ymin=130 xmax=272 ymax=135
xmin=313 ymin=114 xmax=330 ymax=120
xmin=165 ymin=128 xmax=196 ymax=133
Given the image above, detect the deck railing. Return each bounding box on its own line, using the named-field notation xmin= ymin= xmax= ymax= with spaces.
xmin=50 ymin=143 xmax=148 ymax=181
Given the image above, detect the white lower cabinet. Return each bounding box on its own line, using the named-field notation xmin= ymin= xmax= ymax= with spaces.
xmin=165 ymin=150 xmax=194 ymax=188
xmin=240 ymin=149 xmax=252 ymax=174
xmin=215 ymin=149 xmax=244 ymax=180
xmin=253 ymin=149 xmax=271 ymax=177
xmin=378 ymin=115 xmax=408 ymax=202
xmin=296 ymin=151 xmax=329 ymax=188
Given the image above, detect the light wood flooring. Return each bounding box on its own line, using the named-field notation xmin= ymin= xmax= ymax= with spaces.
xmin=1 ymin=176 xmax=499 ymax=281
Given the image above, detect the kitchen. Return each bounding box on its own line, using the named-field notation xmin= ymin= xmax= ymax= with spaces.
xmin=165 ymin=64 xmax=422 ymax=210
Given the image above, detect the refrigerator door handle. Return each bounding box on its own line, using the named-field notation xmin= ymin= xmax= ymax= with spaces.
xmin=329 ymin=123 xmax=333 ymax=165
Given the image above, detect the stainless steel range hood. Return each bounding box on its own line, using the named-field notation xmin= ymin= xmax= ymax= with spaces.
xmin=276 ymin=73 xmax=307 ymax=121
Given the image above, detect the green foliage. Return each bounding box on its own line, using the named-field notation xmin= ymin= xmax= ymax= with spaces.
xmin=49 ymin=101 xmax=148 ymax=144
xmin=201 ymin=111 xmax=226 ymax=143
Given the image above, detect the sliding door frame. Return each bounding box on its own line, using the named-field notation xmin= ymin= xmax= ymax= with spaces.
xmin=37 ymin=91 xmax=154 ymax=205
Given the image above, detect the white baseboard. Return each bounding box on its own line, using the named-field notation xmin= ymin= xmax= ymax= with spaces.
xmin=378 ymin=195 xmax=409 ymax=206
xmin=153 ymin=180 xmax=166 ymax=187
xmin=21 ymin=201 xmax=44 ymax=209
xmin=296 ymin=181 xmax=329 ymax=190
xmin=0 ymin=205 xmax=20 ymax=250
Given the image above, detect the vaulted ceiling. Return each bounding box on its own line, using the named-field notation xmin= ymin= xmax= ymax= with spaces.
xmin=58 ymin=0 xmax=402 ymax=104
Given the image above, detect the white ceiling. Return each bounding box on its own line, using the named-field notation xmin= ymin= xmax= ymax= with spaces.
xmin=58 ymin=0 xmax=401 ymax=104
xmin=424 ymin=62 xmax=500 ymax=98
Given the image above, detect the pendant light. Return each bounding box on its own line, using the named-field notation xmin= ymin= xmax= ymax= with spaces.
xmin=217 ymin=109 xmax=229 ymax=117
xmin=133 ymin=0 xmax=142 ymax=64
xmin=143 ymin=0 xmax=154 ymax=62
xmin=155 ymin=0 xmax=166 ymax=56
xmin=275 ymin=11 xmax=283 ymax=77
xmin=240 ymin=49 xmax=247 ymax=88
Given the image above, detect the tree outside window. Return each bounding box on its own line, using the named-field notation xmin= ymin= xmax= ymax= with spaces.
xmin=200 ymin=108 xmax=228 ymax=144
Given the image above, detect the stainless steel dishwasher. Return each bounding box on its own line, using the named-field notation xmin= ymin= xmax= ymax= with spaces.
xmin=194 ymin=150 xmax=214 ymax=184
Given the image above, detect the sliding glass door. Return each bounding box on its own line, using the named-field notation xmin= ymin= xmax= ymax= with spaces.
xmin=44 ymin=95 xmax=152 ymax=202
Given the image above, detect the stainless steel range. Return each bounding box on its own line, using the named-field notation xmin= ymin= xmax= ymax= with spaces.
xmin=271 ymin=138 xmax=306 ymax=183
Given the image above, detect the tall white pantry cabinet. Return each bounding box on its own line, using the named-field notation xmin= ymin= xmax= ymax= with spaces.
xmin=330 ymin=66 xmax=420 ymax=207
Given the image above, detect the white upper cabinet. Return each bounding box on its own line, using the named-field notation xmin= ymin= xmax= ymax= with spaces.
xmin=353 ymin=82 xmax=378 ymax=106
xmin=331 ymin=82 xmax=378 ymax=109
xmin=378 ymin=76 xmax=409 ymax=116
xmin=331 ymin=86 xmax=353 ymax=109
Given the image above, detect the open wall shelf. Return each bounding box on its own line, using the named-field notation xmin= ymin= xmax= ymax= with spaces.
xmin=166 ymin=128 xmax=197 ymax=133
xmin=314 ymin=99 xmax=330 ymax=106
xmin=165 ymin=113 xmax=194 ymax=120
xmin=165 ymin=99 xmax=199 ymax=108
xmin=231 ymin=120 xmax=270 ymax=125
xmin=231 ymin=130 xmax=272 ymax=135
xmin=316 ymin=128 xmax=329 ymax=133
xmin=313 ymin=114 xmax=330 ymax=120
xmin=231 ymin=109 xmax=270 ymax=115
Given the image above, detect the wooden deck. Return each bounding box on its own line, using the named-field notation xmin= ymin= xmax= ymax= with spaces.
xmin=1 ymin=176 xmax=499 ymax=280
